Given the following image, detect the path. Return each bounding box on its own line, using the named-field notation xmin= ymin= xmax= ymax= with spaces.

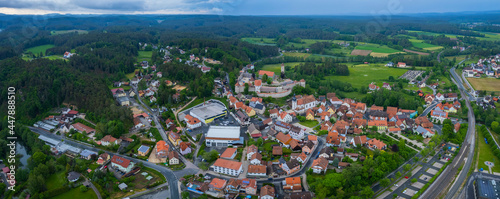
xmin=174 ymin=96 xmax=197 ymax=129
xmin=387 ymin=134 xmax=421 ymax=151
xmin=85 ymin=177 xmax=102 ymax=199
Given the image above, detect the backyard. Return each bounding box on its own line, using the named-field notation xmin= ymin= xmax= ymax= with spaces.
xmin=137 ymin=51 xmax=153 ymax=63
xmin=52 ymin=187 xmax=98 ymax=199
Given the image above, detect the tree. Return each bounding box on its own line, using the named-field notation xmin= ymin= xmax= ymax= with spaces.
xmin=182 ymin=191 xmax=190 ymax=199
xmin=417 ymin=107 xmax=424 ymax=115
xmin=395 ymin=171 xmax=402 ymax=179
xmin=403 ymin=164 xmax=412 ymax=172
xmin=360 ymin=186 xmax=374 ymax=199
xmin=244 ymin=83 xmax=250 ymax=94
xmin=411 ymin=178 xmax=418 ymax=183
xmin=262 ymin=74 xmax=268 ymax=82
xmin=32 ymin=151 xmax=47 ymax=165
xmin=202 ymin=150 xmax=219 ymax=162
xmin=380 ymin=178 xmax=391 ymax=188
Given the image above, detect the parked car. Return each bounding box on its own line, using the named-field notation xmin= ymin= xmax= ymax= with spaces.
xmin=405 ymin=176 xmax=409 ymax=179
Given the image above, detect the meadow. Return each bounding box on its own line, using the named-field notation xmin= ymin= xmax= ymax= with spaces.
xmin=409 ymin=39 xmax=443 ymax=50
xmin=324 ymin=63 xmax=409 ymax=89
xmin=25 ymin=44 xmax=55 ymax=55
xmin=261 ymin=62 xmax=303 ymax=74
xmin=354 ymin=43 xmax=401 ymax=54
xmin=137 ymin=51 xmax=153 ymax=63
xmin=51 ymin=29 xmax=89 ymax=35
xmin=466 ymin=78 xmax=500 ymax=92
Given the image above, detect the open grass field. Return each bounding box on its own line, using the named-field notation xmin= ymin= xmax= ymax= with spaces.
xmin=25 ymin=44 xmax=55 ymax=55
xmin=46 ymin=172 xmax=66 ymax=190
xmin=355 ymin=43 xmax=402 ymax=54
xmin=45 ymin=55 xmax=64 ymax=60
xmin=52 ymin=187 xmax=98 ymax=199
xmin=408 ymin=30 xmax=500 ymax=42
xmin=241 ymin=37 xmax=277 ymax=46
xmin=477 ymin=129 xmax=500 ymax=174
xmin=324 ymin=63 xmax=409 ymax=89
xmin=283 ymin=52 xmax=311 ymax=58
xmin=409 ymin=39 xmax=443 ymax=50
xmin=466 ymin=78 xmax=500 ymax=92
xmin=51 ymin=29 xmax=88 ymax=35
xmin=126 ymin=69 xmax=139 ymax=80
xmin=137 ymin=51 xmax=153 ymax=63
xmin=262 ymin=62 xmax=303 ymax=74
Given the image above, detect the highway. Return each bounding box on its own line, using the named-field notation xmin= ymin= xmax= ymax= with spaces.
xmin=418 ymin=63 xmax=476 ymax=199
xmin=28 ymin=127 xmax=181 ymax=199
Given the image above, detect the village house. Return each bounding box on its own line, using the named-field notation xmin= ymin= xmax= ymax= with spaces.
xmin=281 ymin=159 xmax=301 ymax=175
xmin=246 ymin=145 xmax=258 ymax=160
xmin=260 ymin=185 xmax=275 ymax=199
xmin=100 ymin=135 xmax=118 ymax=146
xmin=211 ymin=158 xmax=243 ymax=176
xmin=221 ymin=148 xmax=238 ymax=160
xmin=367 ymin=138 xmax=387 ymax=150
xmin=283 ymin=177 xmax=302 ymax=192
xmin=96 ymin=153 xmax=110 ymax=165
xmin=311 ymin=157 xmax=329 ymax=174
xmin=111 ymin=156 xmax=135 ymax=173
xmin=168 ymin=151 xmax=180 ymax=165
xmin=184 ymin=114 xmax=202 ymax=129
xmin=137 ymin=145 xmax=150 ymax=156
xmin=247 ymin=165 xmax=267 ymax=177
xmin=156 ymin=141 xmax=169 ymax=159
xmin=179 ymin=142 xmax=192 ymax=155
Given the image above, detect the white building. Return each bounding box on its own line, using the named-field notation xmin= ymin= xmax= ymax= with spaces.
xmin=205 ymin=126 xmax=241 ymax=147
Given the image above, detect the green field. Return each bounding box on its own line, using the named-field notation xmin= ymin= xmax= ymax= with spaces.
xmin=324 ymin=63 xmax=409 ymax=89
xmin=25 ymin=44 xmax=55 ymax=55
xmin=354 ymin=43 xmax=402 ymax=54
xmin=52 ymin=187 xmax=98 ymax=199
xmin=477 ymin=129 xmax=500 ymax=173
xmin=137 ymin=51 xmax=153 ymax=63
xmin=261 ymin=62 xmax=303 ymax=74
xmin=407 ymin=30 xmax=500 ymax=42
xmin=46 ymin=172 xmax=66 ymax=190
xmin=241 ymin=37 xmax=277 ymax=46
xmin=466 ymin=78 xmax=500 ymax=92
xmin=409 ymin=39 xmax=443 ymax=50
xmin=45 ymin=55 xmax=64 ymax=60
xmin=126 ymin=69 xmax=139 ymax=80
xmin=51 ymin=30 xmax=88 ymax=35
xmin=241 ymin=37 xmax=342 ymax=49
xmin=283 ymin=52 xmax=311 ymax=58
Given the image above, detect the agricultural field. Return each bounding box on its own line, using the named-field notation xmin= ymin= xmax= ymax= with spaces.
xmin=407 ymin=30 xmax=500 ymax=42
xmin=137 ymin=51 xmax=153 ymax=63
xmin=241 ymin=37 xmax=344 ymax=49
xmin=241 ymin=37 xmax=277 ymax=46
xmin=324 ymin=63 xmax=409 ymax=89
xmin=354 ymin=43 xmax=404 ymax=57
xmin=25 ymin=44 xmax=55 ymax=55
xmin=409 ymin=39 xmax=443 ymax=51
xmin=261 ymin=62 xmax=303 ymax=74
xmin=466 ymin=78 xmax=500 ymax=92
xmin=283 ymin=52 xmax=311 ymax=58
xmin=51 ymin=29 xmax=88 ymax=35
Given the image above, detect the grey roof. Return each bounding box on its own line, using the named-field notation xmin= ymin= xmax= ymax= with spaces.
xmin=67 ymin=171 xmax=81 ymax=181
xmin=118 ymin=183 xmax=128 ymax=190
xmin=206 ymin=126 xmax=241 ymax=139
xmin=415 ymin=126 xmax=428 ymax=134
xmin=138 ymin=145 xmax=150 ymax=153
xmin=286 ymin=159 xmax=300 ymax=168
xmin=117 ymin=96 xmax=129 ymax=103
xmin=248 ymin=123 xmax=259 ymax=133
xmin=190 ymin=103 xmax=227 ymax=120
xmin=278 ymin=157 xmax=286 ymax=164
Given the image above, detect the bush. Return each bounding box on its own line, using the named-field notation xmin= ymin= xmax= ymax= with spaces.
xmin=39 ymin=186 xmax=70 ymax=198
xmin=80 ymin=185 xmax=89 ymax=192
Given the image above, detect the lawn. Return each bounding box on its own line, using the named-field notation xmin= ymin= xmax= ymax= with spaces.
xmin=263 ymin=141 xmax=280 ymax=152
xmin=52 ymin=187 xmax=98 ymax=199
xmin=283 ymin=52 xmax=311 ymax=58
xmin=126 ymin=70 xmax=139 ymax=80
xmin=355 ymin=43 xmax=402 ymax=54
xmin=51 ymin=30 xmax=88 ymax=35
xmin=466 ymin=78 xmax=500 ymax=92
xmin=25 ymin=44 xmax=55 ymax=55
xmin=299 ymin=120 xmax=319 ymax=128
xmin=477 ymin=129 xmax=500 ymax=173
xmin=137 ymin=51 xmax=153 ymax=63
xmin=46 ymin=171 xmax=66 ymax=190
xmin=409 ymin=39 xmax=443 ymax=50
xmin=324 ymin=63 xmax=409 ymax=89
xmin=261 ymin=62 xmax=303 ymax=74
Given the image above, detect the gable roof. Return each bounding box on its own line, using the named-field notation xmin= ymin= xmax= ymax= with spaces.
xmin=220 ymin=148 xmax=237 ymax=159
xmin=248 ymin=165 xmax=266 ymax=174
xmin=213 ymin=158 xmax=242 ymax=170
xmin=312 ymin=157 xmax=329 ymax=169
xmin=111 ymin=156 xmax=131 ymax=168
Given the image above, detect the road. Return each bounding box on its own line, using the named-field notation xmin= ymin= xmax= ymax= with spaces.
xmin=28 ymin=127 xmax=182 ymax=199
xmin=419 ymin=62 xmax=477 ymax=199
xmin=449 ymin=62 xmax=475 ymax=101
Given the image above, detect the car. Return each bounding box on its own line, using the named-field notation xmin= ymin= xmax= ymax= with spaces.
xmin=403 ymin=190 xmax=407 ymax=194
xmin=104 ymin=165 xmax=108 ymax=169
xmin=405 ymin=176 xmax=409 ymax=179
xmin=424 ymin=177 xmax=427 ymax=180
xmin=394 ymin=184 xmax=398 ymax=187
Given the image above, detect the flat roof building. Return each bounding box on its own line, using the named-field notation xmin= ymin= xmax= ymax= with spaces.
xmin=476 ymin=177 xmax=500 ymax=199
xmin=205 ymin=126 xmax=241 ymax=147
xmin=190 ymin=101 xmax=227 ymax=124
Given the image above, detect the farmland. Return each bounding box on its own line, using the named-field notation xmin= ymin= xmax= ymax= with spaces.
xmin=409 ymin=39 xmax=443 ymax=51
xmin=261 ymin=62 xmax=303 ymax=74
xmin=25 ymin=44 xmax=55 ymax=55
xmin=466 ymin=78 xmax=500 ymax=93
xmin=324 ymin=63 xmax=409 ymax=89
xmin=283 ymin=52 xmax=311 ymax=58
xmin=355 ymin=43 xmax=401 ymax=54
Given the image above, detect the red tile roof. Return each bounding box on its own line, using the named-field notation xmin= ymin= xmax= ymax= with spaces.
xmin=213 ymin=158 xmax=242 ymax=171
xmin=111 ymin=156 xmax=131 ymax=169
xmin=220 ymin=148 xmax=237 ymax=159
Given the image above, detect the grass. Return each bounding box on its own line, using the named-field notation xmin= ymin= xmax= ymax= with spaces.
xmin=466 ymin=78 xmax=500 ymax=92
xmin=409 ymin=39 xmax=443 ymax=50
xmin=477 ymin=128 xmax=500 ymax=173
xmin=51 ymin=30 xmax=88 ymax=35
xmin=52 ymin=187 xmax=98 ymax=199
xmin=283 ymin=52 xmax=311 ymax=58
xmin=263 ymin=141 xmax=280 ymax=152
xmin=45 ymin=55 xmax=64 ymax=60
xmin=126 ymin=69 xmax=139 ymax=80
xmin=406 ymin=85 xmax=433 ymax=94
xmin=324 ymin=63 xmax=409 ymax=89
xmin=25 ymin=44 xmax=55 ymax=55
xmin=46 ymin=171 xmax=66 ymax=190
xmin=355 ymin=43 xmax=402 ymax=54
xmin=299 ymin=120 xmax=319 ymax=128
xmin=261 ymin=62 xmax=303 ymax=74
xmin=137 ymin=51 xmax=153 ymax=63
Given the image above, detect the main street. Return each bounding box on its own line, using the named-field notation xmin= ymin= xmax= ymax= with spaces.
xmin=418 ymin=64 xmax=477 ymax=199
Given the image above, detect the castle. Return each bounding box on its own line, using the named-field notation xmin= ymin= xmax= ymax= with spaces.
xmin=234 ymin=65 xmax=305 ymax=98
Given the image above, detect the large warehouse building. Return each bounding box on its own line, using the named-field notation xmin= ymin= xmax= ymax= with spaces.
xmin=205 ymin=126 xmax=242 ymax=147
xmin=189 ymin=101 xmax=227 ymax=124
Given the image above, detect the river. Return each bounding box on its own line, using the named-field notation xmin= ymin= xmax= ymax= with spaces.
xmin=17 ymin=143 xmax=30 ymax=169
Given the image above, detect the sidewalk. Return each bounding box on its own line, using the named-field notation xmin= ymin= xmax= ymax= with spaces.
xmin=387 ymin=134 xmax=421 ymax=152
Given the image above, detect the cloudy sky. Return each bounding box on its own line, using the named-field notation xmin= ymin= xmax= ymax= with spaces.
xmin=0 ymin=0 xmax=497 ymax=15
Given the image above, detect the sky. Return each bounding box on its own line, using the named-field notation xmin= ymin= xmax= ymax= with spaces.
xmin=0 ymin=0 xmax=498 ymax=15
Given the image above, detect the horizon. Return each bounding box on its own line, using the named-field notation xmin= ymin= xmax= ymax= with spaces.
xmin=0 ymin=0 xmax=499 ymax=15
